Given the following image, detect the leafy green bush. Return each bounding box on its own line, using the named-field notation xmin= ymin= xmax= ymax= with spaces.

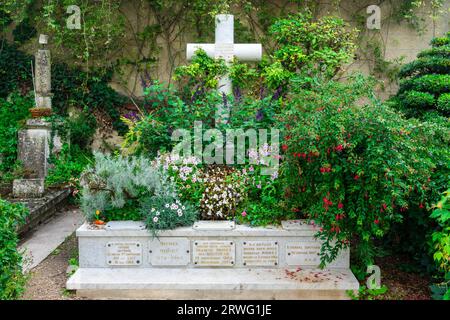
xmin=430 ymin=190 xmax=450 ymax=300
xmin=46 ymin=144 xmax=92 ymax=189
xmin=0 ymin=42 xmax=33 ymax=98
xmin=0 ymin=92 xmax=32 ymax=177
xmin=279 ymin=75 xmax=449 ymax=267
xmin=267 ymin=12 xmax=358 ymax=85
xmin=121 ymin=81 xmax=218 ymax=158
xmin=391 ymin=32 xmax=450 ymax=117
xmin=0 ymin=199 xmax=28 ymax=300
xmin=437 ymin=93 xmax=450 ymax=113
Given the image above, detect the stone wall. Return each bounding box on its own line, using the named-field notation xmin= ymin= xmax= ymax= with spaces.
xmin=109 ymin=0 xmax=449 ymax=100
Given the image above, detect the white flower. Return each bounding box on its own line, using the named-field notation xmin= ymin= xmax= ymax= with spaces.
xmin=156 ymin=211 xmax=160 ymax=216
xmin=153 ymin=216 xmax=159 ymax=223
xmin=165 ymin=204 xmax=170 ymax=208
xmin=151 ymin=208 xmax=155 ymax=212
xmin=182 ymin=206 xmax=185 ymax=210
xmin=177 ymin=211 xmax=183 ymax=217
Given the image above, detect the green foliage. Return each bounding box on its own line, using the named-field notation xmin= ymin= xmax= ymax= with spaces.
xmin=63 ymin=112 xmax=97 ymax=150
xmin=0 ymin=199 xmax=28 ymax=300
xmin=437 ymin=93 xmax=450 ymax=113
xmin=392 ymin=32 xmax=450 ymax=117
xmin=79 ymin=153 xmax=180 ymax=222
xmin=46 ymin=144 xmax=92 ymax=189
xmin=0 ymin=93 xmax=32 ymax=177
xmin=140 ymin=194 xmax=197 ymax=236
xmin=52 ymin=64 xmax=127 ymax=133
xmin=12 ymin=17 xmax=36 ymax=44
xmin=41 ymin=0 xmax=125 ymax=71
xmin=174 ymin=49 xmax=227 ymax=91
xmin=121 ymin=81 xmax=218 ymax=158
xmin=280 ymin=75 xmax=449 ymax=267
xmin=430 ymin=190 xmax=450 ymax=300
xmin=0 ymin=42 xmax=33 ymax=98
xmin=267 ymin=12 xmax=358 ymax=85
xmin=347 ymin=285 xmax=388 ymax=300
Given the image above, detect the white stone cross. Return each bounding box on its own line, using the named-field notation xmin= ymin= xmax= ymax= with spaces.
xmin=186 ymin=14 xmax=262 ymax=125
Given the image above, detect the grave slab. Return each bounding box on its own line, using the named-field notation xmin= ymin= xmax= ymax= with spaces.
xmin=67 ymin=267 xmax=359 ymax=300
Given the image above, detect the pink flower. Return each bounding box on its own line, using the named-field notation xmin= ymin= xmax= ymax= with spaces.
xmin=241 ymin=211 xmax=247 ymax=217
xmin=338 ymin=202 xmax=343 ymax=209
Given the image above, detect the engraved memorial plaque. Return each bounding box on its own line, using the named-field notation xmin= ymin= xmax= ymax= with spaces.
xmin=285 ymin=241 xmax=321 ymax=266
xmin=106 ymin=242 xmax=142 ymax=266
xmin=149 ymin=238 xmax=190 ymax=266
xmin=215 ymin=43 xmax=234 ymax=61
xmin=242 ymin=240 xmax=278 ymax=266
xmin=193 ymin=240 xmax=235 ymax=266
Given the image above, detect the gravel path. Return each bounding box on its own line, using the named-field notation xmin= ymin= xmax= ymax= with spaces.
xmin=21 ymin=233 xmax=84 ymax=300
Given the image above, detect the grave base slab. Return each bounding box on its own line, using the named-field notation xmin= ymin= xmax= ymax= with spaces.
xmin=67 ymin=267 xmax=359 ymax=300
xmin=67 ymin=221 xmax=359 ymax=300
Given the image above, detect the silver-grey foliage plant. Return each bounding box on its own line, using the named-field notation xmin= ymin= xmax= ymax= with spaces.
xmin=80 ymin=152 xmax=177 ymax=220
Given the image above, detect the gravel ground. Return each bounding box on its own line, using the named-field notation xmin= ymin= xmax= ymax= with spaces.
xmin=375 ymin=255 xmax=431 ymax=300
xmin=21 ymin=233 xmax=83 ymax=300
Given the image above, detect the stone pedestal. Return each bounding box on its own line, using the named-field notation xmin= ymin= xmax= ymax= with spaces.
xmin=12 ymin=119 xmax=55 ymax=198
xmin=67 ymin=220 xmax=359 ymax=299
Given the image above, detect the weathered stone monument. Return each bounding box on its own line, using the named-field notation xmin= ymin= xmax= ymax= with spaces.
xmin=186 ymin=14 xmax=262 ymax=125
xmin=9 ymin=35 xmax=69 ymax=234
xmin=12 ymin=35 xmax=54 ymax=198
xmin=67 ymin=15 xmax=359 ymax=299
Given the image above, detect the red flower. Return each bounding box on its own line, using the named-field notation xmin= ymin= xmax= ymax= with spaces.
xmin=282 ymin=144 xmax=288 ymax=152
xmin=335 ymin=144 xmax=343 ymax=152
xmin=419 ymin=203 xmax=424 ymax=209
xmin=374 ymin=219 xmax=379 ymax=224
xmin=354 ymin=174 xmax=360 ymax=180
xmin=338 ymin=202 xmax=343 ymax=209
xmin=285 ymin=135 xmax=291 ymax=141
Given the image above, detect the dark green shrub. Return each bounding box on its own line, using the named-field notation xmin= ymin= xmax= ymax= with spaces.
xmin=391 ymin=32 xmax=450 ymax=117
xmin=437 ymin=93 xmax=450 ymax=113
xmin=0 ymin=199 xmax=28 ymax=300
xmin=0 ymin=42 xmax=33 ymax=98
xmin=0 ymin=93 xmax=32 ymax=175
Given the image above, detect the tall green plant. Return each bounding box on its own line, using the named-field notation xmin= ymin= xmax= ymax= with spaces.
xmin=0 ymin=199 xmax=28 ymax=300
xmin=430 ymin=190 xmax=450 ymax=300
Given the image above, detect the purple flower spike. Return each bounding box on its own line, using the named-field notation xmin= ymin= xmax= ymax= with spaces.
xmin=256 ymin=108 xmax=264 ymax=121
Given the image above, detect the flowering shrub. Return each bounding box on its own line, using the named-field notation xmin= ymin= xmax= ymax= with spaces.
xmin=140 ymin=195 xmax=197 ymax=236
xmin=280 ymin=75 xmax=448 ymax=266
xmin=238 ymin=144 xmax=292 ymax=226
xmin=156 ymin=153 xmax=205 ymax=207
xmin=199 ymin=165 xmax=246 ymax=220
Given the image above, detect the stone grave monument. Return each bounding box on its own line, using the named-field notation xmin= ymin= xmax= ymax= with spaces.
xmin=10 ymin=35 xmax=68 ymax=234
xmin=67 ymin=15 xmax=359 ymax=300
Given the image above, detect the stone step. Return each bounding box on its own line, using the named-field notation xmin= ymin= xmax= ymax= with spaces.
xmin=67 ymin=267 xmax=359 ymax=300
